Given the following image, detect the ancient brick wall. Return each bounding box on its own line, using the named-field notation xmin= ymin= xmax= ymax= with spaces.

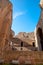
xmin=15 ymin=32 xmax=35 ymax=46
xmin=2 ymin=51 xmax=43 ymax=64
xmin=0 ymin=0 xmax=12 ymax=54
xmin=34 ymin=0 xmax=43 ymax=51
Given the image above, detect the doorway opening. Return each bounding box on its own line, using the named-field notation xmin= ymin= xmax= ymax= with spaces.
xmin=21 ymin=41 xmax=23 ymax=50
xmin=37 ymin=27 xmax=43 ymax=50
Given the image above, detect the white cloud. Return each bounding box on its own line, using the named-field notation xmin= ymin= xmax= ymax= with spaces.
xmin=13 ymin=12 xmax=26 ymax=20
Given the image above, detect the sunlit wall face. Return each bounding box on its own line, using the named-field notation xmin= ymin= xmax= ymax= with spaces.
xmin=10 ymin=0 xmax=40 ymax=35
xmin=40 ymin=0 xmax=43 ymax=8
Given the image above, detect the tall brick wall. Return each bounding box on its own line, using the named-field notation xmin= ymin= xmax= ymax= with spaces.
xmin=34 ymin=0 xmax=43 ymax=51
xmin=0 ymin=0 xmax=12 ymax=55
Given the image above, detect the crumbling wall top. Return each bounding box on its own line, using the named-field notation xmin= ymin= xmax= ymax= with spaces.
xmin=40 ymin=0 xmax=43 ymax=8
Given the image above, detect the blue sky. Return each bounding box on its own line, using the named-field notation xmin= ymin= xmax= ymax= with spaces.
xmin=10 ymin=0 xmax=41 ymax=35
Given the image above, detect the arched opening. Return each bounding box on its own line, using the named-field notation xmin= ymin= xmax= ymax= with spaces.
xmin=32 ymin=42 xmax=35 ymax=47
xmin=21 ymin=41 xmax=23 ymax=50
xmin=37 ymin=28 xmax=43 ymax=51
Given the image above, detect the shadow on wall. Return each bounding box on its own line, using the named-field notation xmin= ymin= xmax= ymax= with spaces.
xmin=37 ymin=27 xmax=43 ymax=51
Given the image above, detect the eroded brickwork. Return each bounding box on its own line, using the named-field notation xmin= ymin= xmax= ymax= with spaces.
xmin=35 ymin=0 xmax=43 ymax=51
xmin=0 ymin=0 xmax=43 ymax=64
xmin=0 ymin=0 xmax=12 ymax=58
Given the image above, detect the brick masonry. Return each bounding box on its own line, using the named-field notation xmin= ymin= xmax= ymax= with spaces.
xmin=0 ymin=0 xmax=43 ymax=64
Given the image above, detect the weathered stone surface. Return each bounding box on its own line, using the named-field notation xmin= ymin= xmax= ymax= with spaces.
xmin=15 ymin=32 xmax=35 ymax=45
xmin=0 ymin=0 xmax=43 ymax=64
xmin=40 ymin=0 xmax=43 ymax=8
xmin=0 ymin=0 xmax=12 ymax=58
xmin=3 ymin=51 xmax=43 ymax=64
xmin=35 ymin=0 xmax=43 ymax=51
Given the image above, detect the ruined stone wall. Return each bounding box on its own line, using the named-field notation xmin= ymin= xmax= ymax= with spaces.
xmin=2 ymin=51 xmax=43 ymax=64
xmin=15 ymin=32 xmax=35 ymax=46
xmin=34 ymin=1 xmax=43 ymax=51
xmin=0 ymin=0 xmax=12 ymax=54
